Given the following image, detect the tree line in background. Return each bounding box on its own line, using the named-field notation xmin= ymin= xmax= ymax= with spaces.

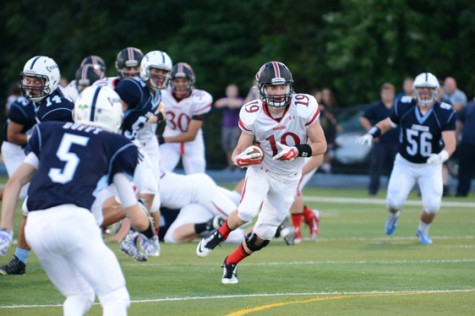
xmin=2 ymin=0 xmax=475 ymax=167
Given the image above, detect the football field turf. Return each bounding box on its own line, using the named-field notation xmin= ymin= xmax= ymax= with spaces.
xmin=0 ymin=187 xmax=474 ymax=315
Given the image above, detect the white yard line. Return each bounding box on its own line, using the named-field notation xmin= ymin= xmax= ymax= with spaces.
xmin=304 ymin=196 xmax=475 ymax=208
xmin=1 ymin=288 xmax=474 ymax=309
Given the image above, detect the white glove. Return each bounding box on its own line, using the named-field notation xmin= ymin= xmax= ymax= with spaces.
xmin=233 ymin=146 xmax=263 ymax=168
xmin=358 ymin=134 xmax=373 ymax=146
xmin=426 ymin=150 xmax=449 ymax=165
xmin=272 ymin=142 xmax=298 ymax=162
xmin=0 ymin=228 xmax=13 ymax=256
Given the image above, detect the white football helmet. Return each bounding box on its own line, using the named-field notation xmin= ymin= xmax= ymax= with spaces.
xmin=140 ymin=50 xmax=173 ymax=90
xmin=20 ymin=56 xmax=60 ymax=102
xmin=73 ymin=86 xmax=124 ymax=133
xmin=413 ymin=72 xmax=439 ymax=107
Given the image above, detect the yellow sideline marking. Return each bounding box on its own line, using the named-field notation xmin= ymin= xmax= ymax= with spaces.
xmin=226 ymin=290 xmax=473 ymax=316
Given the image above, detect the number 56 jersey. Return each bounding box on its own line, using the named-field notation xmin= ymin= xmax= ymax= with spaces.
xmin=238 ymin=94 xmax=320 ymax=175
xmin=390 ymin=97 xmax=456 ymax=164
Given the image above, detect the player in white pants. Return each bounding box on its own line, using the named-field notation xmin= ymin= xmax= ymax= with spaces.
xmin=359 ymin=72 xmax=456 ymax=244
xmin=196 ymin=61 xmax=327 ymax=284
xmin=159 ymin=62 xmax=212 ymax=174
xmin=0 ymin=86 xmax=155 ymax=316
xmin=164 ymin=203 xmax=245 ymax=244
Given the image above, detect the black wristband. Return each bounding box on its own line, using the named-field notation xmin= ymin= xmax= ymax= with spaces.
xmin=296 ymin=144 xmax=312 ymax=157
xmin=154 ymin=111 xmax=164 ymax=123
xmin=157 ymin=135 xmax=165 ymax=144
xmin=368 ymin=126 xmax=381 ymax=138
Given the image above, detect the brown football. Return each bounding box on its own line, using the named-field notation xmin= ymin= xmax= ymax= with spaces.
xmin=247 ymin=145 xmax=264 ymax=158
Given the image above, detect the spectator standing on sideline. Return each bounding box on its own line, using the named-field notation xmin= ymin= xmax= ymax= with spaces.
xmin=441 ymin=77 xmax=467 ymax=196
xmin=359 ymin=72 xmax=456 ymax=245
xmin=395 ymin=77 xmax=414 ymax=101
xmin=442 ymin=77 xmax=467 ymax=113
xmin=455 ymin=95 xmax=475 ymax=196
xmin=319 ymin=87 xmax=341 ymax=174
xmin=214 ymin=84 xmax=244 ymax=171
xmin=359 ymin=83 xmax=399 ymax=195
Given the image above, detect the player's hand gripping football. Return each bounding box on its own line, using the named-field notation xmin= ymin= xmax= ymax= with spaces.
xmin=233 ymin=145 xmax=264 ymax=168
xmin=0 ymin=228 xmax=13 ymax=256
xmin=272 ymin=142 xmax=298 ymax=162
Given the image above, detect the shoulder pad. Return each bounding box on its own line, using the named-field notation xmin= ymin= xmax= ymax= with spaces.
xmin=239 ymin=99 xmax=262 ymax=131
xmin=292 ymin=93 xmax=319 ymax=121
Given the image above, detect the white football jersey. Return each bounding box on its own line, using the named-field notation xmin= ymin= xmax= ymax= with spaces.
xmin=239 ymin=94 xmax=320 ymax=175
xmin=61 ymin=80 xmax=78 ymax=102
xmin=161 ymin=88 xmax=212 ymax=138
xmin=93 ymin=76 xmax=121 ymax=89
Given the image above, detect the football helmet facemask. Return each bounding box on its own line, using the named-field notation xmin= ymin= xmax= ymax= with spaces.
xmin=413 ymin=72 xmax=439 ymax=107
xmin=73 ymin=86 xmax=124 ymax=134
xmin=115 ymin=47 xmax=144 ymax=78
xmin=256 ymin=61 xmax=294 ymax=108
xmin=20 ymin=56 xmax=60 ymax=102
xmin=140 ymin=50 xmax=173 ymax=91
xmin=170 ymin=62 xmax=195 ymax=96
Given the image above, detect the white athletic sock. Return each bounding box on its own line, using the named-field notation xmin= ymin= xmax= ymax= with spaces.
xmin=418 ymin=221 xmax=430 ymax=236
xmin=63 ymin=295 xmax=93 ymax=316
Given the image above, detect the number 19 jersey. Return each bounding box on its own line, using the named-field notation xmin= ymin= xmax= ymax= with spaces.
xmin=238 ymin=94 xmax=320 ymax=175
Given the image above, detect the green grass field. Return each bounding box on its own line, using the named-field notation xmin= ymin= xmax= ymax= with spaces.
xmin=0 ymin=187 xmax=474 ymax=315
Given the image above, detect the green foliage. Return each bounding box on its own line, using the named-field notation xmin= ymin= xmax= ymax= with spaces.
xmin=2 ymin=0 xmax=475 ymax=167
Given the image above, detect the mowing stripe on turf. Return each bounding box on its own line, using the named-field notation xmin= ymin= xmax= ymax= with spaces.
xmin=1 ymin=289 xmax=474 ymax=309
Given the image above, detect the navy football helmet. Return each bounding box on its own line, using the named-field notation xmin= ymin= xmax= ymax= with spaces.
xmin=256 ymin=61 xmax=294 ymax=108
xmin=115 ymin=47 xmax=144 ymax=78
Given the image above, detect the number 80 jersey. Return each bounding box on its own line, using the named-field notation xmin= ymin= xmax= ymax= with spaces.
xmin=238 ymin=94 xmax=320 ymax=175
xmin=390 ymin=97 xmax=456 ymax=164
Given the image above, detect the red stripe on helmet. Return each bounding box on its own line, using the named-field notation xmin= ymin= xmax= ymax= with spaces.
xmin=82 ymin=65 xmax=89 ymax=79
xmin=272 ymin=61 xmax=281 ymax=79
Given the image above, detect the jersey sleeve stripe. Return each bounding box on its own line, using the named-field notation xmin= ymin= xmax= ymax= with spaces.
xmin=193 ymin=102 xmax=212 ymax=114
xmin=238 ymin=119 xmax=251 ymax=132
xmin=305 ymin=107 xmax=320 ymax=126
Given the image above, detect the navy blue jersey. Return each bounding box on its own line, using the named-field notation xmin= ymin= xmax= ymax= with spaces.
xmin=362 ymin=100 xmax=399 ymax=144
xmin=2 ymin=96 xmax=36 ymax=143
xmin=114 ymin=77 xmax=160 ymax=140
xmin=25 ymin=121 xmax=138 ymax=212
xmin=390 ymin=97 xmax=456 ymax=163
xmin=34 ymin=89 xmax=73 ymax=123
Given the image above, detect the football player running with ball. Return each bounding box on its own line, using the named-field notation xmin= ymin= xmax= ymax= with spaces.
xmin=359 ymin=72 xmax=456 ymax=244
xmin=196 ymin=61 xmax=327 ymax=284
